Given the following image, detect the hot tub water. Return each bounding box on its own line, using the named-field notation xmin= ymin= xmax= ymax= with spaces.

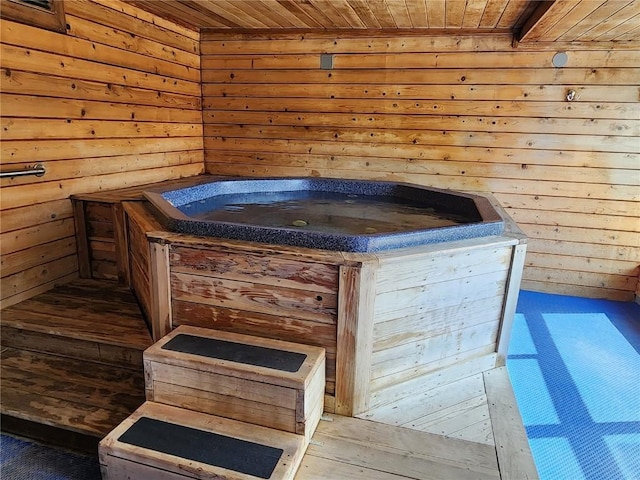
xmin=144 ymin=177 xmax=504 ymax=252
xmin=181 ymin=191 xmax=473 ymax=235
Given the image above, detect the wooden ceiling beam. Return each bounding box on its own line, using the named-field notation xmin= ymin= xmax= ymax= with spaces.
xmin=516 ymin=0 xmax=559 ymax=42
xmin=199 ymin=27 xmax=514 ymax=38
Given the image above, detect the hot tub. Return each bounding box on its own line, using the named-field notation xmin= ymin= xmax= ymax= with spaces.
xmin=143 ymin=178 xmax=504 ymax=252
xmin=129 ymin=176 xmax=527 ymax=417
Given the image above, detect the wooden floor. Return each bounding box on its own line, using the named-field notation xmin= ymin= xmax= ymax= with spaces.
xmin=359 ymin=372 xmax=495 ymax=445
xmin=299 ymin=413 xmax=500 ymax=480
xmin=0 ymin=279 xmax=537 ymax=479
xmin=1 ymin=279 xmax=153 ymax=358
xmin=298 ymin=367 xmax=536 ymax=480
xmin=0 ymin=279 xmax=153 ymax=446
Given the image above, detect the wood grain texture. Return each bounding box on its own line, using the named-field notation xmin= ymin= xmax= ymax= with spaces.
xmin=99 ymin=401 xmax=306 ymax=480
xmin=335 ymin=262 xmax=377 ymax=416
xmin=0 ymin=279 xmax=153 ymax=353
xmin=108 ymin=191 xmax=524 ymax=423
xmin=123 ymin=201 xmax=165 ymax=325
xmin=170 ymin=246 xmax=340 ymax=293
xmin=145 ymin=325 xmax=325 ymax=438
xmin=361 ymin=373 xmax=494 ymax=446
xmin=149 ymin=242 xmax=172 ymax=341
xmin=484 ymin=367 xmax=539 ymax=479
xmin=124 ymin=0 xmax=638 ymax=43
xmin=164 ymin=239 xmax=340 ymax=398
xmin=353 ymin=365 xmax=537 ymax=479
xmin=171 ymin=271 xmax=338 ymax=323
xmin=303 ymin=413 xmax=500 ymax=480
xmin=171 ymin=299 xmax=338 ymax=396
xmin=201 ymin=31 xmax=639 ymax=300
xmin=0 ymin=279 xmax=154 ymax=445
xmin=0 ymin=1 xmax=203 ymax=306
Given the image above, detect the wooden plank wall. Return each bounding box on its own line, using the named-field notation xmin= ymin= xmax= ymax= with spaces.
xmin=1 ymin=0 xmax=204 ymax=308
xmin=201 ymin=32 xmax=640 ymax=301
xmin=368 ymin=240 xmax=515 ymax=411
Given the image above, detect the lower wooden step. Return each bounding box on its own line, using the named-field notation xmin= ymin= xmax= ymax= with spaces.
xmin=0 ymin=279 xmax=153 ymax=369
xmin=100 ymin=401 xmax=307 ymax=480
xmin=0 ymin=347 xmax=146 ymax=440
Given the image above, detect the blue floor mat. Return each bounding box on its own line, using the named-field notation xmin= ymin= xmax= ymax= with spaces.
xmin=0 ymin=435 xmax=100 ymax=480
xmin=508 ymin=290 xmax=640 ymax=480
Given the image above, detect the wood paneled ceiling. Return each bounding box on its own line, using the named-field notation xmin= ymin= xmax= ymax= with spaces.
xmin=127 ymin=0 xmax=640 ymax=43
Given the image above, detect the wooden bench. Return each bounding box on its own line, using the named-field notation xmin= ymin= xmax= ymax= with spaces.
xmin=71 ymin=175 xmax=217 ymax=284
xmin=71 ymin=175 xmax=221 ymax=323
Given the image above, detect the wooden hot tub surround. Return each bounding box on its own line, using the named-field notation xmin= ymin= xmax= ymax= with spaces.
xmin=118 ymin=187 xmax=526 ymax=417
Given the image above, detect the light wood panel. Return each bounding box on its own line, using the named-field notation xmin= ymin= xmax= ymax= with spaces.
xmin=366 ymin=237 xmax=521 ymax=409
xmin=99 ymin=402 xmax=306 ymax=480
xmin=144 ymin=325 xmax=325 ymax=439
xmin=307 ymin=412 xmax=503 ymax=480
xmin=201 ymin=32 xmax=640 ymax=300
xmin=484 ymin=367 xmax=539 ymax=479
xmin=202 ymin=66 xmax=640 ymax=85
xmin=354 ymin=367 xmax=537 ymax=480
xmin=519 ymin=0 xmax=640 ymax=43
xmin=128 ymin=0 xmax=529 ymax=31
xmin=361 ymin=373 xmax=494 ymax=445
xmin=124 ymin=0 xmax=640 ymax=46
xmin=0 ymin=1 xmax=203 ymax=307
xmin=122 ymin=201 xmax=163 ymax=322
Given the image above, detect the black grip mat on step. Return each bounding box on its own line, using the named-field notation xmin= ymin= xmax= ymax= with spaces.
xmin=161 ymin=334 xmax=307 ymax=373
xmin=117 ymin=417 xmax=284 ymax=479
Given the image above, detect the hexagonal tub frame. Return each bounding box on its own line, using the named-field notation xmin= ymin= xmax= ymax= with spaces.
xmin=143 ymin=177 xmax=505 ymax=253
xmin=125 ymin=179 xmax=527 ymax=417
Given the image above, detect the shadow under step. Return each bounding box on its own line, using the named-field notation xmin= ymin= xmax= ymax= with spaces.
xmin=0 ymin=279 xmax=153 ymax=370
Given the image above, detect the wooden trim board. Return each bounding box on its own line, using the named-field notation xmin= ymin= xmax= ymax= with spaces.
xmin=484 ymin=367 xmax=539 ymax=479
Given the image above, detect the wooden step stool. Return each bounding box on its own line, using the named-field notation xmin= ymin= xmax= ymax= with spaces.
xmin=143 ymin=325 xmax=326 ymax=440
xmin=99 ymin=401 xmax=306 ymax=480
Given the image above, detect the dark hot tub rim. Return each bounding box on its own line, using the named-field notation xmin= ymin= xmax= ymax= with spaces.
xmin=143 ymin=177 xmax=505 ymax=253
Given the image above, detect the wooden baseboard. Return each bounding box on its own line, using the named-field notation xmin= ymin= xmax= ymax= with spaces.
xmin=1 ymin=415 xmax=100 ymax=456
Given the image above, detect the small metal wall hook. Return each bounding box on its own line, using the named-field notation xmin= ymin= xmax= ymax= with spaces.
xmin=566 ymin=90 xmax=576 ymax=102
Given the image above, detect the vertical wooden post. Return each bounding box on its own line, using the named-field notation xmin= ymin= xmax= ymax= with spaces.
xmin=496 ymin=242 xmax=527 ymax=365
xmin=149 ymin=240 xmax=172 ymax=341
xmin=112 ymin=202 xmax=131 ymax=286
xmin=72 ymin=199 xmax=92 ymax=279
xmin=335 ymin=261 xmax=377 ymax=416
